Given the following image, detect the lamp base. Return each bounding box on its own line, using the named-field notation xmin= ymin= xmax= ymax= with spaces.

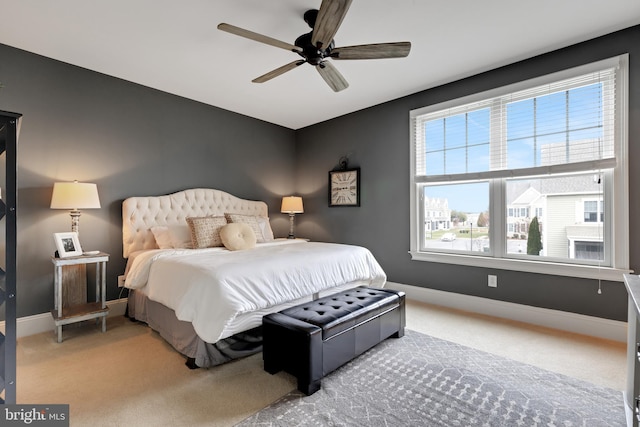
xmin=70 ymin=210 xmax=81 ymax=234
xmin=288 ymin=213 xmax=296 ymax=239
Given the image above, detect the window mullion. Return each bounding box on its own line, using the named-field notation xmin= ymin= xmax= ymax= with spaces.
xmin=490 ymin=178 xmax=505 ymax=257
xmin=464 ymin=113 xmax=467 ymax=173
xmin=443 ymin=117 xmax=447 ymax=173
xmin=534 ymin=97 xmax=538 ymax=167
xmin=489 ymin=99 xmax=505 ymax=257
xmin=564 ymin=91 xmax=569 ymax=164
xmin=491 ymin=98 xmax=505 ymax=170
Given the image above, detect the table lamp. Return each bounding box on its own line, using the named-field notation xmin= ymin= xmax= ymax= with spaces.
xmin=281 ymin=196 xmax=304 ymax=239
xmin=50 ymin=181 xmax=101 ymax=234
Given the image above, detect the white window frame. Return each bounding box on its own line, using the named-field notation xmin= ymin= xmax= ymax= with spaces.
xmin=581 ymin=198 xmax=604 ymax=223
xmin=409 ymin=55 xmax=629 ymax=281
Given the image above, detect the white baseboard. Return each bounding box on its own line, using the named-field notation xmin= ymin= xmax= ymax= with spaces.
xmin=1 ymin=286 xmax=628 ymax=343
xmin=386 ymin=282 xmax=627 ymax=343
xmin=0 ymin=298 xmax=128 ymax=338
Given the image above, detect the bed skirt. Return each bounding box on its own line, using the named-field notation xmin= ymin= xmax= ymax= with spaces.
xmin=126 ymin=289 xmax=263 ymax=368
xmin=126 ymin=280 xmax=377 ymax=368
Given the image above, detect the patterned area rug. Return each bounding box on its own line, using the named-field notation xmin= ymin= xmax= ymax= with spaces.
xmin=237 ymin=329 xmax=624 ymax=426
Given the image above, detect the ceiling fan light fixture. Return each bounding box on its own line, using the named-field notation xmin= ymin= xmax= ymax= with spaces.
xmin=217 ymin=0 xmax=411 ymax=91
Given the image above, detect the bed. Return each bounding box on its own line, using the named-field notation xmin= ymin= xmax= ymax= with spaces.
xmin=122 ymin=188 xmax=387 ymax=368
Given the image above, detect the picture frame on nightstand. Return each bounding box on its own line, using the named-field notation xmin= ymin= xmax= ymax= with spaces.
xmin=53 ymin=232 xmax=83 ymax=258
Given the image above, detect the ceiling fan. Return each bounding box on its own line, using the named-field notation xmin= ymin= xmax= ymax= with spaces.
xmin=217 ymin=0 xmax=411 ymax=92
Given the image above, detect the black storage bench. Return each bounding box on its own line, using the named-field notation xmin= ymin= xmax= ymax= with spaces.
xmin=262 ymin=286 xmax=405 ymax=395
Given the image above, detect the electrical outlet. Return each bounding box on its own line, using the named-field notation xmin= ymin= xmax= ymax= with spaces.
xmin=488 ymin=275 xmax=498 ymax=288
xmin=118 ymin=275 xmax=125 ymax=287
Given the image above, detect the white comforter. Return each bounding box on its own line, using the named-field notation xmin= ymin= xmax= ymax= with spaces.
xmin=125 ymin=240 xmax=386 ymax=342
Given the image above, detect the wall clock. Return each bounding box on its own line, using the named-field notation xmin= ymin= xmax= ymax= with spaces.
xmin=329 ymin=168 xmax=360 ymax=207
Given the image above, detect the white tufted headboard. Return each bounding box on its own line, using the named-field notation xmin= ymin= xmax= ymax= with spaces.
xmin=122 ymin=188 xmax=268 ymax=258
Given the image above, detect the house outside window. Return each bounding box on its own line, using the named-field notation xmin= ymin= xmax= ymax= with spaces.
xmin=409 ymin=55 xmax=629 ymax=280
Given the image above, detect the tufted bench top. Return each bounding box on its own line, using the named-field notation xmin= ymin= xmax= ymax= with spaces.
xmin=280 ymin=287 xmax=401 ymax=340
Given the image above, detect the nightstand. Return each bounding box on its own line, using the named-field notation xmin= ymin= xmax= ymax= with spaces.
xmin=51 ymin=252 xmax=109 ymax=343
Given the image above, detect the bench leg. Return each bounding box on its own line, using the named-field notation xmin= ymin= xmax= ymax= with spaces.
xmin=298 ymin=378 xmax=321 ymax=396
xmin=391 ymin=326 xmax=405 ymax=338
xmin=264 ymin=361 xmax=282 ymax=375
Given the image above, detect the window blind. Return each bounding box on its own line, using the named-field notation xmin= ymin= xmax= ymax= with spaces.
xmin=412 ymin=65 xmax=617 ymax=183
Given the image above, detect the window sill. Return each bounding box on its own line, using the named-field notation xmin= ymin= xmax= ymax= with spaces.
xmin=408 ymin=250 xmax=631 ymax=282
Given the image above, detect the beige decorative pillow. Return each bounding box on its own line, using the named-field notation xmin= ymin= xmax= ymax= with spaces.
xmin=151 ymin=225 xmax=193 ymax=249
xmin=220 ymin=223 xmax=256 ymax=251
xmin=186 ymin=216 xmax=228 ymax=249
xmin=150 ymin=226 xmax=173 ymax=249
xmin=224 ymin=213 xmax=274 ymax=243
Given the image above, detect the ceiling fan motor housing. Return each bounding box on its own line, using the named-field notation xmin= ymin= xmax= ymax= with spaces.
xmin=295 ymin=9 xmax=336 ymax=65
xmin=295 ymin=32 xmax=334 ymax=65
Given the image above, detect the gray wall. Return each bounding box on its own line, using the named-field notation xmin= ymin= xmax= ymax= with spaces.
xmin=1 ymin=25 xmax=637 ymax=322
xmin=0 ymin=44 xmax=296 ymax=318
xmin=295 ymin=25 xmax=640 ymax=322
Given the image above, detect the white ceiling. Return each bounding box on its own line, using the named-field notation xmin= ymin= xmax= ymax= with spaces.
xmin=1 ymin=1 xmax=639 ymax=130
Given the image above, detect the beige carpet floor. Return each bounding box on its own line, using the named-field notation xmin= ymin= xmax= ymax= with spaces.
xmin=16 ymin=299 xmax=626 ymax=426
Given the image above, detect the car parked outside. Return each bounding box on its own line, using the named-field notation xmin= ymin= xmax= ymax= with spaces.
xmin=441 ymin=232 xmax=456 ymax=242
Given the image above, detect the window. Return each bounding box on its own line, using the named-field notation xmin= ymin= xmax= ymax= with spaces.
xmin=409 ymin=55 xmax=629 ymax=280
xmin=583 ymin=199 xmax=603 ymax=223
xmin=574 ymin=241 xmax=604 ymax=260
xmin=584 ymin=200 xmax=598 ymax=222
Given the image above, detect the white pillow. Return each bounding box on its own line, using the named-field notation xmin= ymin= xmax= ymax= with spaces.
xmin=151 ymin=225 xmax=193 ymax=249
xmin=224 ymin=213 xmax=274 ymax=243
xmin=220 ymin=223 xmax=257 ymax=251
xmin=257 ymin=217 xmax=275 ymax=241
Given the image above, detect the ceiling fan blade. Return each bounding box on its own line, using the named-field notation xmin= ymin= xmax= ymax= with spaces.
xmin=332 ymin=42 xmax=411 ymax=60
xmin=252 ymin=60 xmax=306 ymax=83
xmin=311 ymin=0 xmax=353 ymax=50
xmin=316 ymin=61 xmax=349 ymax=92
xmin=218 ymin=23 xmax=302 ymax=53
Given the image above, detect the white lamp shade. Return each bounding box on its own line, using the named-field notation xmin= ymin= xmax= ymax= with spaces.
xmin=281 ymin=196 xmax=304 ymax=213
xmin=50 ymin=182 xmax=101 ymax=210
